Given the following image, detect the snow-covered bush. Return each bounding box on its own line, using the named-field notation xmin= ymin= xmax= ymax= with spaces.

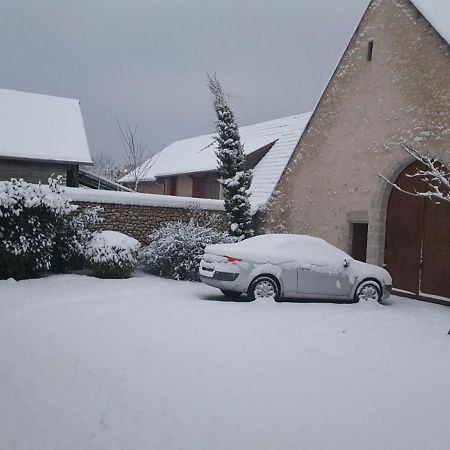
xmin=141 ymin=221 xmax=235 ymax=281
xmin=0 ymin=178 xmax=103 ymax=279
xmin=0 ymin=178 xmax=75 ymax=279
xmin=86 ymin=230 xmax=140 ymax=279
xmin=52 ymin=207 xmax=103 ymax=273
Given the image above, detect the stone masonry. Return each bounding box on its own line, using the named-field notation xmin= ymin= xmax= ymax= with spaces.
xmin=262 ymin=0 xmax=450 ymax=267
xmin=76 ymin=200 xmax=227 ymax=244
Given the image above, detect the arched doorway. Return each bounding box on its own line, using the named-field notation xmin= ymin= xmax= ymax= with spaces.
xmin=384 ymin=161 xmax=450 ymax=300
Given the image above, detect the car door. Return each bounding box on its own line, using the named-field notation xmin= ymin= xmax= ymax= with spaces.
xmin=279 ymin=266 xmax=299 ymax=298
xmin=297 ymin=264 xmax=353 ymax=299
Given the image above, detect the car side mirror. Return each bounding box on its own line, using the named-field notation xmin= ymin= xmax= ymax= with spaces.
xmin=343 ymin=258 xmax=350 ymax=268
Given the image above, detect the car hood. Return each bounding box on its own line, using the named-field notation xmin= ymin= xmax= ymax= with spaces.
xmin=350 ymin=260 xmax=392 ymax=285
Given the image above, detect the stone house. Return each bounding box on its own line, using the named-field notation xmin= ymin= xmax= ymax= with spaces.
xmin=119 ymin=113 xmax=311 ymax=211
xmin=260 ymin=0 xmax=450 ymax=302
xmin=0 ymin=89 xmax=92 ymax=186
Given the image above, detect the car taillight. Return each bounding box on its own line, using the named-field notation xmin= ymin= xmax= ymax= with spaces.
xmin=224 ymin=256 xmax=241 ymax=263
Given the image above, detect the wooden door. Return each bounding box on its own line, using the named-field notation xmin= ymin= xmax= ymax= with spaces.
xmin=384 ymin=162 xmax=450 ymax=299
xmin=350 ymin=223 xmax=368 ymax=262
xmin=192 ymin=176 xmax=206 ymax=198
xmin=169 ymin=177 xmax=177 ymax=196
xmin=420 ymin=186 xmax=450 ymax=298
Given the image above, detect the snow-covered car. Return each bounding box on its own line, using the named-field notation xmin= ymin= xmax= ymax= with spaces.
xmin=199 ymin=234 xmax=392 ymax=302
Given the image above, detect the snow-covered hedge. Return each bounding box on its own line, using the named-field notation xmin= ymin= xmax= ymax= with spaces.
xmin=86 ymin=230 xmax=140 ymax=279
xmin=0 ymin=178 xmax=102 ymax=279
xmin=141 ymin=221 xmax=235 ymax=281
xmin=0 ymin=178 xmax=74 ymax=279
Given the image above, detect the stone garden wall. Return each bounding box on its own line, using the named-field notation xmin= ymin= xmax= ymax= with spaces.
xmin=66 ymin=188 xmax=227 ymax=244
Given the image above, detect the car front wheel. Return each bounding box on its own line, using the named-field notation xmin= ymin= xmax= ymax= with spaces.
xmin=248 ymin=275 xmax=280 ymax=301
xmin=355 ymin=280 xmax=382 ymax=303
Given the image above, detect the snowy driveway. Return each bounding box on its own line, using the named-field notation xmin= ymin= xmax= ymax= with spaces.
xmin=1 ymin=273 xmax=449 ymax=450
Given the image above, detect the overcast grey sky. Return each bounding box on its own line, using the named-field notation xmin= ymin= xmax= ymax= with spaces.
xmin=0 ymin=0 xmax=368 ymax=163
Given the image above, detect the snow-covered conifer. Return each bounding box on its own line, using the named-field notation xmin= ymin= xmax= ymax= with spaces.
xmin=208 ymin=75 xmax=253 ymax=238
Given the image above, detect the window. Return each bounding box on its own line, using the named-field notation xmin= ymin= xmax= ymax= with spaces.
xmin=367 ymin=40 xmax=374 ymax=61
xmin=350 ymin=223 xmax=368 ymax=262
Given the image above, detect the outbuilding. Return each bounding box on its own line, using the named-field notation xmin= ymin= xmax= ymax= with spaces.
xmin=0 ymin=89 xmax=92 ymax=186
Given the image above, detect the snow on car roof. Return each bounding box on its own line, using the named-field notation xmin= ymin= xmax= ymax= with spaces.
xmin=411 ymin=0 xmax=450 ymax=45
xmin=236 ymin=234 xmax=325 ymax=246
xmin=0 ymin=89 xmax=92 ymax=165
xmin=119 ymin=112 xmax=312 ymax=211
xmin=206 ymin=234 xmax=348 ymax=267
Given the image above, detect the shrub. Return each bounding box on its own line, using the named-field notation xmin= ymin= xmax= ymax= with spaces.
xmin=186 ymin=202 xmax=224 ymax=229
xmin=141 ymin=221 xmax=235 ymax=281
xmin=0 ymin=178 xmax=75 ymax=279
xmin=52 ymin=207 xmax=103 ymax=273
xmin=86 ymin=230 xmax=140 ymax=279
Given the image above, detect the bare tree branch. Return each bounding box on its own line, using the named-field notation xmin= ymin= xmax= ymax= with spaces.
xmin=116 ymin=117 xmax=155 ymax=191
xmin=379 ymin=143 xmax=450 ymax=204
xmin=87 ymin=151 xmax=116 ymax=179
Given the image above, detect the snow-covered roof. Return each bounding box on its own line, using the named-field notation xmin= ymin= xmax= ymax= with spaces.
xmin=411 ymin=0 xmax=450 ymax=44
xmin=0 ymin=89 xmax=92 ymax=165
xmin=120 ymin=112 xmax=312 ymax=210
xmin=248 ymin=113 xmax=311 ymax=210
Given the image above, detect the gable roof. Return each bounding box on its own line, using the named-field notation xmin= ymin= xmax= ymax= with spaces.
xmin=260 ymin=0 xmax=450 ymax=217
xmin=246 ymin=113 xmax=311 ymax=210
xmin=411 ymin=0 xmax=450 ymax=45
xmin=0 ymin=89 xmax=92 ymax=165
xmin=120 ymin=112 xmax=312 ymax=211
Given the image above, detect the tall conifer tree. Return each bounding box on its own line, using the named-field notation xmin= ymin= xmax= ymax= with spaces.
xmin=208 ymin=75 xmax=253 ymax=238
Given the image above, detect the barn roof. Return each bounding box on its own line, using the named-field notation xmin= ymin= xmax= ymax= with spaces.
xmin=120 ymin=112 xmax=312 ymax=211
xmin=0 ymin=89 xmax=92 ymax=165
xmin=411 ymin=0 xmax=450 ymax=44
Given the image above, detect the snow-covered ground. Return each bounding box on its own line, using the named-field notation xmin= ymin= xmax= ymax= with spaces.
xmin=1 ymin=273 xmax=449 ymax=450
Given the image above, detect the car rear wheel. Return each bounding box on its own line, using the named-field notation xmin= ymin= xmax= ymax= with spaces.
xmin=248 ymin=275 xmax=280 ymax=301
xmin=355 ymin=280 xmax=382 ymax=303
xmin=220 ymin=290 xmax=242 ymax=300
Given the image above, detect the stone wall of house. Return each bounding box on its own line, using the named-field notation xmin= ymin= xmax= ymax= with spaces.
xmin=123 ymin=180 xmax=165 ymax=195
xmin=122 ymin=173 xmax=222 ymax=199
xmin=262 ymin=0 xmax=450 ymax=266
xmin=76 ymin=200 xmax=227 ymax=244
xmin=176 ymin=175 xmax=193 ymax=197
xmin=205 ymin=173 xmax=221 ymax=199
